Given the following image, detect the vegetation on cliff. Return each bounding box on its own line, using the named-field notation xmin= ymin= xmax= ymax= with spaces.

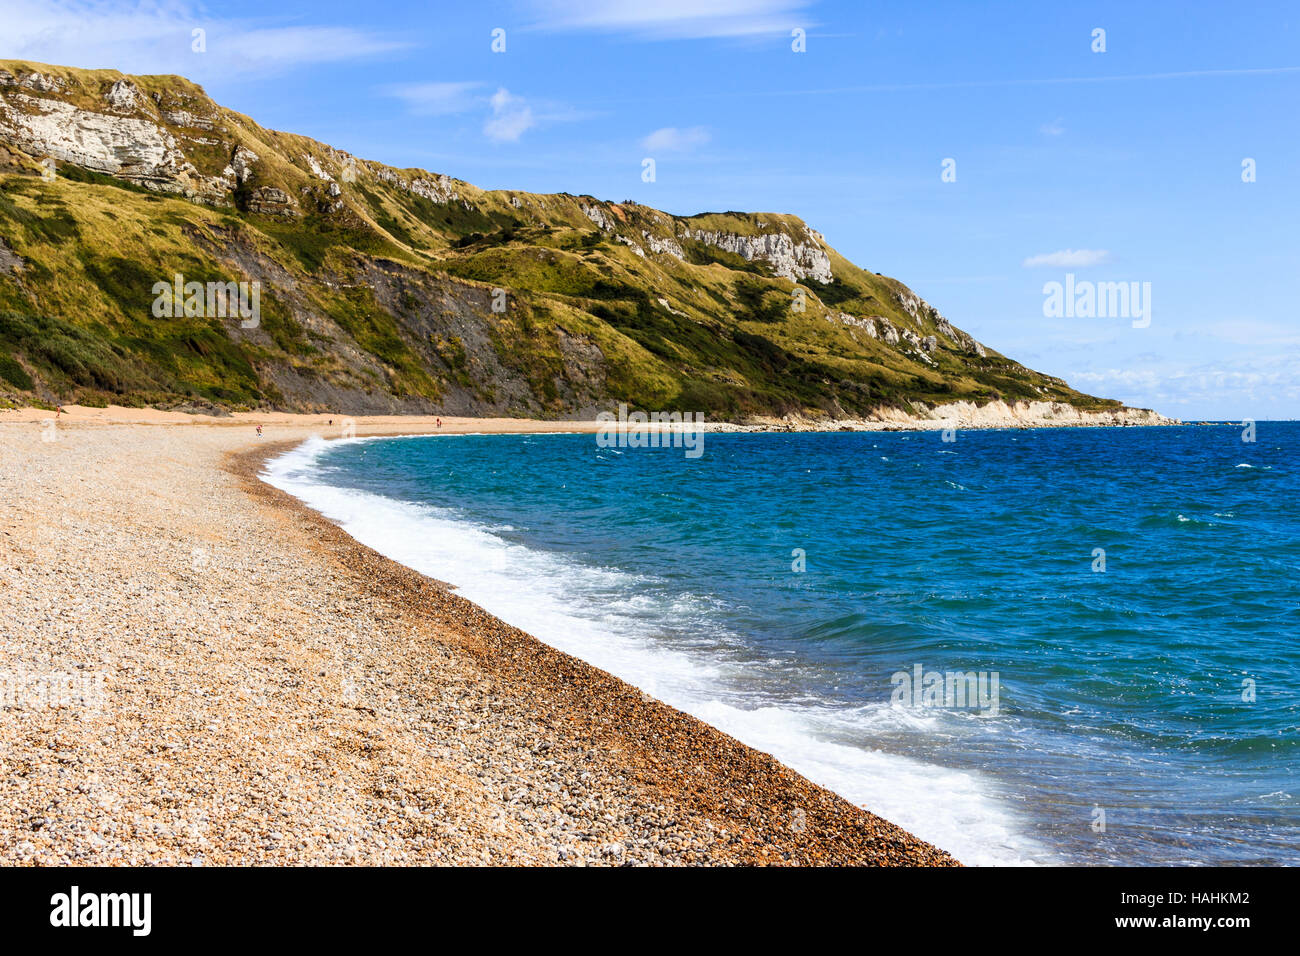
xmin=0 ymin=60 xmax=1122 ymax=419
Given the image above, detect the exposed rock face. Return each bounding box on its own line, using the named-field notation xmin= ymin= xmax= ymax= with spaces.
xmin=895 ymin=289 xmax=989 ymax=358
xmin=896 ymin=325 xmax=934 ymax=364
xmin=0 ymin=235 xmax=23 ymax=274
xmin=0 ymin=87 xmax=228 ymax=201
xmin=642 ymin=230 xmax=684 ymax=260
xmin=888 ymin=400 xmax=1176 ymax=429
xmin=159 ymin=108 xmax=215 ymax=131
xmin=0 ymin=66 xmax=486 ymax=228
xmin=410 ymin=176 xmax=460 ymax=204
xmin=305 ymin=154 xmax=334 ymax=181
xmin=551 ymin=326 xmax=609 ymax=406
xmin=104 ymin=78 xmax=140 ymax=112
xmin=836 ymin=312 xmax=880 ymax=336
xmin=226 ymin=145 xmax=258 ymax=185
xmin=737 ymin=401 xmax=1177 ymax=431
xmin=935 ymin=316 xmax=986 ymax=357
xmin=832 ymin=312 xmax=934 ymax=363
xmin=845 ymin=313 xmax=900 ymax=344
xmin=685 ymin=227 xmax=833 ymax=283
xmin=244 ymin=185 xmax=299 ymax=218
xmin=895 ymin=289 xmax=932 ymax=326
xmin=614 ymin=235 xmax=645 ymax=257
xmin=581 ymin=203 xmax=614 ymax=231
xmin=4 ymin=71 xmax=67 ymax=93
xmin=371 ymin=166 xmax=460 ymax=204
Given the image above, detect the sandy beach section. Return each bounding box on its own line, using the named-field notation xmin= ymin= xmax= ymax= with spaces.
xmin=0 ymin=396 xmax=1176 ymax=431
xmin=0 ymin=408 xmax=958 ymax=866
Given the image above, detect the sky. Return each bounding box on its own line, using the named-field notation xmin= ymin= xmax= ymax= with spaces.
xmin=2 ymin=0 xmax=1297 ymax=419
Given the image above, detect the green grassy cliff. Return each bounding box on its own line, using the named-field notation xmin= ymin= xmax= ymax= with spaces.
xmin=0 ymin=60 xmax=1124 ymax=419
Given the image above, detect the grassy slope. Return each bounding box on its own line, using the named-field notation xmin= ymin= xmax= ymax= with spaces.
xmin=0 ymin=60 xmax=1120 ymax=418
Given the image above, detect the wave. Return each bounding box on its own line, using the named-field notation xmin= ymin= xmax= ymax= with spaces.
xmin=262 ymin=436 xmax=1050 ymax=866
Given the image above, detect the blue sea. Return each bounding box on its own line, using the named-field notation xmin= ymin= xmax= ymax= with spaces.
xmin=264 ymin=423 xmax=1299 ymax=865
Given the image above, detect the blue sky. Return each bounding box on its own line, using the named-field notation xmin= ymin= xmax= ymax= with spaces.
xmin=4 ymin=0 xmax=1298 ymax=419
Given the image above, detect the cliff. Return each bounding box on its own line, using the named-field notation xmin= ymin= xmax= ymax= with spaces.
xmin=0 ymin=60 xmax=1165 ymax=423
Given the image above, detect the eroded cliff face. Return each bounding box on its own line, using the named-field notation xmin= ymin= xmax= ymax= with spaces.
xmin=682 ymin=227 xmax=833 ymax=283
xmin=746 ymin=400 xmax=1176 ymax=431
xmin=0 ymin=71 xmax=234 ymax=202
xmin=892 ymin=290 xmax=989 ymax=358
xmin=577 ymin=201 xmax=834 ymax=282
xmin=0 ymin=66 xmax=331 ymax=222
xmin=887 ymin=399 xmax=1174 ymax=428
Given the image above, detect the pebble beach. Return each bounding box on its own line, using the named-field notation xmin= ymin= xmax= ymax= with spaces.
xmin=0 ymin=408 xmax=958 ymax=866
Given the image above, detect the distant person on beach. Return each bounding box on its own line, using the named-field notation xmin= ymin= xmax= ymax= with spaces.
xmin=256 ymin=424 xmax=263 ymax=438
xmin=436 ymin=418 xmax=442 ymax=428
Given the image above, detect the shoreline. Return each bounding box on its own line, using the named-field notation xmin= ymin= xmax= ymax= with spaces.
xmin=0 ymin=416 xmax=959 ymax=865
xmin=0 ymin=397 xmax=1182 ymax=433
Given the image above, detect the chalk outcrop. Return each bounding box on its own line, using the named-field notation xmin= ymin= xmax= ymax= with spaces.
xmin=684 ymin=227 xmax=833 ymax=283
xmin=0 ymin=89 xmax=227 ymax=198
xmin=385 ymin=171 xmax=460 ymax=205
xmin=581 ymin=203 xmax=615 ymax=231
xmin=888 ymin=399 xmax=1176 ymax=429
xmin=745 ymin=401 xmax=1177 ymax=432
xmin=642 ymin=230 xmax=684 ymax=260
xmin=893 ymin=289 xmax=989 ymax=357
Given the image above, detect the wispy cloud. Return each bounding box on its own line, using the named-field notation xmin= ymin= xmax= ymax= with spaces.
xmin=641 ymin=126 xmax=711 ymax=152
xmin=384 ymin=82 xmax=586 ymax=143
xmin=521 ymin=0 xmax=816 ymax=39
xmin=1022 ymin=249 xmax=1111 ymax=268
xmin=219 ymin=26 xmax=407 ymax=68
xmin=1040 ymin=116 xmax=1065 ymax=136
xmin=0 ymin=0 xmax=409 ymax=76
xmin=1066 ymin=354 xmax=1300 ymax=417
xmin=384 ymin=82 xmax=484 ymax=116
xmin=484 ymin=88 xmax=536 ymax=143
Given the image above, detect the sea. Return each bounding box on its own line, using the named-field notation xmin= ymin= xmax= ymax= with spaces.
xmin=263 ymin=423 xmax=1299 ymax=866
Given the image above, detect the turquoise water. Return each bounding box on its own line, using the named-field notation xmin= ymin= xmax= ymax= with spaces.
xmin=265 ymin=424 xmax=1299 ymax=865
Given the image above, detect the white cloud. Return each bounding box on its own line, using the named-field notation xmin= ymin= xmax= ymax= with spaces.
xmin=484 ymin=88 xmax=536 ymax=143
xmin=1066 ymin=356 xmax=1300 ymax=418
xmin=641 ymin=126 xmax=711 ymax=152
xmin=1040 ymin=116 xmax=1065 ymax=136
xmin=0 ymin=0 xmax=408 ymax=77
xmin=521 ymin=0 xmax=815 ymax=39
xmin=385 ymin=83 xmax=582 ymax=143
xmin=1067 ymin=368 xmax=1163 ymax=390
xmin=384 ymin=82 xmax=484 ymax=116
xmin=223 ymin=26 xmax=406 ymax=68
xmin=1022 ymin=249 xmax=1111 ymax=268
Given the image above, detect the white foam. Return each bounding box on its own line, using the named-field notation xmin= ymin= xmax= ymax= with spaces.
xmin=263 ymin=437 xmax=1051 ymax=865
